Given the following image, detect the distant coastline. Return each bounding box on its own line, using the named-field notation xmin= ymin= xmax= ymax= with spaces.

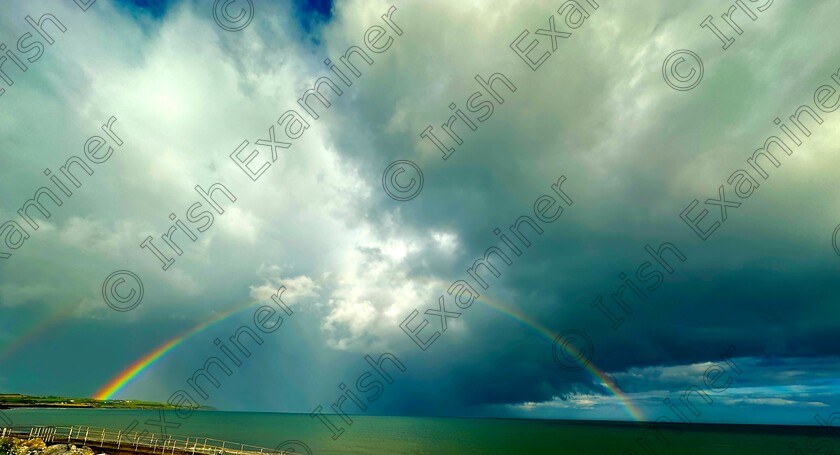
xmin=0 ymin=393 xmax=213 ymax=411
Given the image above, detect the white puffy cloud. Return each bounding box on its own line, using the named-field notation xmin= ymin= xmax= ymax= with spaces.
xmin=2 ymin=0 xmax=840 ymax=423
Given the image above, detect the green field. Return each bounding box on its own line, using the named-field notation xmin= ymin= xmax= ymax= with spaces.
xmin=0 ymin=394 xmax=197 ymax=410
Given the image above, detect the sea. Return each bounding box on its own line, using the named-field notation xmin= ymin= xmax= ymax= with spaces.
xmin=2 ymin=408 xmax=826 ymax=454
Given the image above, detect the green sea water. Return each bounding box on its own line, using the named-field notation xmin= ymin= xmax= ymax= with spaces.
xmin=2 ymin=408 xmax=827 ymax=454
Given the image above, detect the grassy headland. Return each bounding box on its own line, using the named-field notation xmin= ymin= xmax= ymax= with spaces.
xmin=0 ymin=394 xmax=210 ymax=410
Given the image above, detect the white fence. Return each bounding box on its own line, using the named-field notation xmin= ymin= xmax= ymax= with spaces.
xmin=0 ymin=426 xmax=302 ymax=455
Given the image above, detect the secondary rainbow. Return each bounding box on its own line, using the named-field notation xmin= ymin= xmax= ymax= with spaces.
xmin=0 ymin=305 xmax=79 ymax=362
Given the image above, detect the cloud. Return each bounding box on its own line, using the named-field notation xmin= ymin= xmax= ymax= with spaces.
xmin=250 ymin=273 xmax=319 ymax=303
xmin=1 ymin=0 xmax=839 ymax=425
xmin=722 ymin=398 xmax=828 ymax=407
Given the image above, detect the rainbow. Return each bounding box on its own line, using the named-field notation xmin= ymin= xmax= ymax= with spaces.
xmin=92 ymin=294 xmax=644 ymax=421
xmin=93 ymin=301 xmax=257 ymax=400
xmin=0 ymin=305 xmax=79 ymax=363
xmin=476 ymin=295 xmax=645 ymax=421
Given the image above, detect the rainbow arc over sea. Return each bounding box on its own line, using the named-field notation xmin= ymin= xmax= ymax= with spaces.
xmin=93 ymin=301 xmax=257 ymax=401
xmin=91 ymin=296 xmax=643 ymax=421
xmin=474 ymin=295 xmax=645 ymax=421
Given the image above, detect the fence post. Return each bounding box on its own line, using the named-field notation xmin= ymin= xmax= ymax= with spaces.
xmin=84 ymin=427 xmax=89 ymax=444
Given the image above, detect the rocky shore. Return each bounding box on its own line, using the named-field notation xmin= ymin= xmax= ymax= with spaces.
xmin=0 ymin=438 xmax=110 ymax=455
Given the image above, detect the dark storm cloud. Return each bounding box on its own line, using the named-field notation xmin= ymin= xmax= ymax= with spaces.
xmin=309 ymin=0 xmax=840 ymax=419
xmin=1 ymin=0 xmax=838 ymax=426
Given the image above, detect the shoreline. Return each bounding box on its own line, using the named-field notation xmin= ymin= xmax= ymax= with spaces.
xmin=0 ymin=403 xmax=176 ymax=411
xmin=0 ymin=395 xmax=212 ymax=411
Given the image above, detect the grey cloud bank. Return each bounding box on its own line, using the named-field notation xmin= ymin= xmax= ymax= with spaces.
xmin=0 ymin=0 xmax=839 ymax=430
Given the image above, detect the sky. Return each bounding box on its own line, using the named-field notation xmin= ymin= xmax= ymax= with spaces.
xmin=1 ymin=0 xmax=839 ymax=427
